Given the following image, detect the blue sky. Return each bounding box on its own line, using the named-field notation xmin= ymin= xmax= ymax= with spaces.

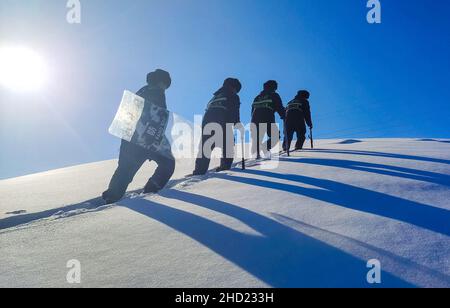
xmin=0 ymin=0 xmax=449 ymax=179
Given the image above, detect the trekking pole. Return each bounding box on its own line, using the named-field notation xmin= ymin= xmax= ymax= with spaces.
xmin=241 ymin=131 xmax=246 ymax=170
xmin=284 ymin=118 xmax=290 ymax=157
xmin=310 ymin=127 xmax=314 ymax=149
xmin=256 ymin=125 xmax=261 ymax=160
xmin=236 ymin=123 xmax=246 ymax=170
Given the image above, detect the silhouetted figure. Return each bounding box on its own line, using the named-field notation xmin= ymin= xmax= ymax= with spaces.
xmin=251 ymin=80 xmax=285 ymax=157
xmin=284 ymin=90 xmax=313 ymax=151
xmin=193 ymin=78 xmax=242 ymax=175
xmin=102 ymin=69 xmax=175 ymax=204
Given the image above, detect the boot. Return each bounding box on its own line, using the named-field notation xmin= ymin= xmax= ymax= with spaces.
xmin=216 ymin=165 xmax=231 ymax=172
xmin=144 ymin=179 xmax=162 ymax=194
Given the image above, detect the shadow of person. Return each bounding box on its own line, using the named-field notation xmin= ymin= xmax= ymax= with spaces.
xmin=0 ymin=196 xmax=105 ymax=230
xmin=118 ymin=189 xmax=413 ymax=287
xmin=417 ymin=139 xmax=450 ymax=144
xmin=272 ymin=213 xmax=450 ymax=287
xmin=215 ymin=170 xmax=450 ymax=237
xmin=0 ymin=173 xmax=217 ymax=230
xmin=279 ymin=157 xmax=450 ymax=187
xmin=307 ymin=149 xmax=450 ymax=165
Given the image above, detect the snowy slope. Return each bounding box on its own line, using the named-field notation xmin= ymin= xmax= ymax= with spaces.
xmin=0 ymin=139 xmax=449 ymax=288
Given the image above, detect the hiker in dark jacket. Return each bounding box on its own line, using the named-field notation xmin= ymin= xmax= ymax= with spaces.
xmin=284 ymin=90 xmax=313 ymax=151
xmin=251 ymin=80 xmax=285 ymax=157
xmin=193 ymin=78 xmax=242 ymax=175
xmin=102 ymin=69 xmax=175 ymax=204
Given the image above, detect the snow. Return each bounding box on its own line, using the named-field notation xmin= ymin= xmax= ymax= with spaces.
xmin=0 ymin=138 xmax=449 ymax=287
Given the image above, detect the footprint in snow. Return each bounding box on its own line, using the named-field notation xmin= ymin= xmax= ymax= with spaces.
xmin=6 ymin=210 xmax=27 ymax=215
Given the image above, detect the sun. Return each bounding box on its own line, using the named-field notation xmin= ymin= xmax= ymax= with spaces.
xmin=0 ymin=46 xmax=48 ymax=92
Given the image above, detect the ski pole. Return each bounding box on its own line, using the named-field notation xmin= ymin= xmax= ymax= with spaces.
xmin=310 ymin=127 xmax=314 ymax=149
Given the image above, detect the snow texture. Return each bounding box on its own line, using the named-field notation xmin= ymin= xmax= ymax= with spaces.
xmin=0 ymin=139 xmax=449 ymax=288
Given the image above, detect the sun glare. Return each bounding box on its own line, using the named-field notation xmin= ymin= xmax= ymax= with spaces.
xmin=0 ymin=46 xmax=48 ymax=92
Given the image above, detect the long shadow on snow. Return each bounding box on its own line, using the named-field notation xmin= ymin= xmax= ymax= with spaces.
xmin=119 ymin=189 xmax=413 ymax=288
xmin=0 ymin=197 xmax=105 ymax=230
xmin=0 ymin=173 xmax=217 ymax=230
xmin=279 ymin=157 xmax=450 ymax=187
xmin=215 ymin=170 xmax=450 ymax=237
xmin=272 ymin=214 xmax=450 ymax=287
xmin=417 ymin=139 xmax=450 ymax=144
xmin=306 ymin=149 xmax=450 ymax=165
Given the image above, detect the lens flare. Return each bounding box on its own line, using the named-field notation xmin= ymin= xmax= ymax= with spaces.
xmin=0 ymin=46 xmax=48 ymax=92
